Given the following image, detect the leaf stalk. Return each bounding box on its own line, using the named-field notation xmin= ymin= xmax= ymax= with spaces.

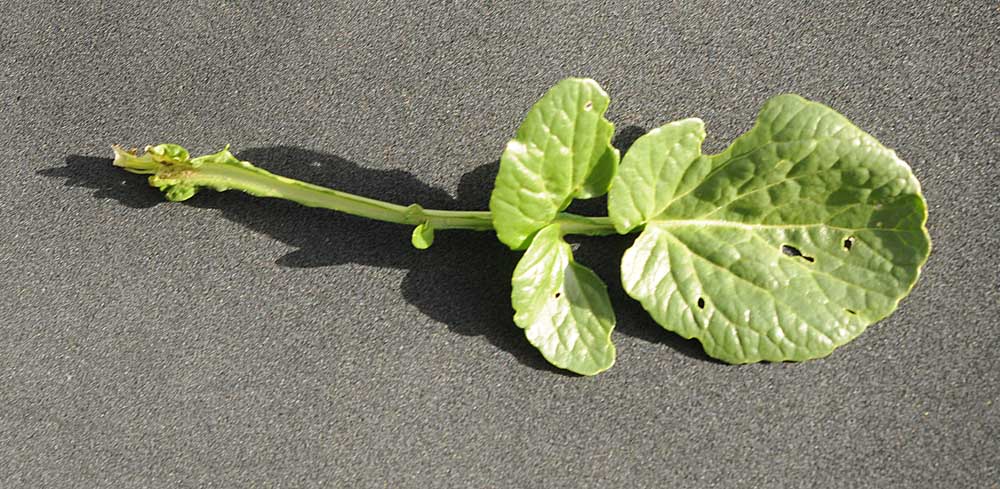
xmin=112 ymin=144 xmax=618 ymax=236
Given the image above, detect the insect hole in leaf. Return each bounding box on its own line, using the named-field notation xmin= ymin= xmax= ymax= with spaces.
xmin=781 ymin=244 xmax=815 ymax=263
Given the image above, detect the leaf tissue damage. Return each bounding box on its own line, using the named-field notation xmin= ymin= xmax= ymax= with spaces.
xmin=606 ymin=92 xmax=930 ymax=365
xmin=112 ymin=78 xmax=931 ymax=375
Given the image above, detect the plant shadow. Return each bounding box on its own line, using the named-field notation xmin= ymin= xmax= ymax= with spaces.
xmin=40 ymin=126 xmax=716 ymax=371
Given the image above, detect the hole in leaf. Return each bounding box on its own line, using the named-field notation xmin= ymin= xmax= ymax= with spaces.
xmin=844 ymin=236 xmax=855 ymax=250
xmin=697 ymin=297 xmax=705 ymax=309
xmin=781 ymin=244 xmax=815 ymax=262
xmin=583 ymin=101 xmax=593 ymax=111
xmin=554 ymin=292 xmax=561 ymax=299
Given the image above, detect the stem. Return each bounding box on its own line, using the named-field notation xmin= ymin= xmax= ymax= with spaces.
xmin=197 ymin=161 xmax=497 ymax=230
xmin=112 ymin=145 xmax=620 ymax=236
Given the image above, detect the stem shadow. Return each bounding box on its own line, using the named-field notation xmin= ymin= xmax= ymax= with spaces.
xmin=41 ymin=148 xmax=565 ymax=373
xmin=40 ymin=126 xmax=716 ymax=371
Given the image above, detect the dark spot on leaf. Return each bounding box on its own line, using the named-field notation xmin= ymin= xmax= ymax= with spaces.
xmin=844 ymin=236 xmax=855 ymax=250
xmin=697 ymin=297 xmax=705 ymax=309
xmin=554 ymin=292 xmax=561 ymax=299
xmin=583 ymin=101 xmax=593 ymax=111
xmin=781 ymin=244 xmax=815 ymax=262
xmin=846 ymin=309 xmax=857 ymax=315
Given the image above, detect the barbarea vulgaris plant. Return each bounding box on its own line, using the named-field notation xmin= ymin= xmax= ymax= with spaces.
xmin=112 ymin=78 xmax=930 ymax=375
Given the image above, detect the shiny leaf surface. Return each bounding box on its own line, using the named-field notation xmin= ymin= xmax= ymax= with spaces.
xmin=511 ymin=224 xmax=616 ymax=375
xmin=610 ymin=94 xmax=930 ymax=363
xmin=490 ymin=78 xmax=619 ymax=250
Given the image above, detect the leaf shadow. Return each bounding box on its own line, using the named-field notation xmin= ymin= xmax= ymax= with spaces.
xmin=41 ymin=148 xmax=569 ymax=374
xmin=40 ymin=125 xmax=717 ymax=371
xmin=570 ymin=234 xmax=720 ymax=364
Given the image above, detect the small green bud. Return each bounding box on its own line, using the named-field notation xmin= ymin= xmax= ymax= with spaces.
xmin=411 ymin=222 xmax=435 ymax=249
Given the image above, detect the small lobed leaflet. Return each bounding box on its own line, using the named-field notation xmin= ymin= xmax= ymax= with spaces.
xmin=489 ymin=78 xmax=620 ymax=250
xmin=511 ymin=223 xmax=616 ymax=375
xmin=110 ymin=78 xmax=930 ymax=375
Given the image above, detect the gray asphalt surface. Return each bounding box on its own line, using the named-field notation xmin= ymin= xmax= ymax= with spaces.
xmin=2 ymin=1 xmax=998 ymax=487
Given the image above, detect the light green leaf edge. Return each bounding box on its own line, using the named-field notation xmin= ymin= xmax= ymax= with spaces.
xmin=609 ymin=94 xmax=931 ymax=364
xmin=511 ymin=223 xmax=616 ymax=375
xmin=489 ymin=78 xmax=620 ymax=250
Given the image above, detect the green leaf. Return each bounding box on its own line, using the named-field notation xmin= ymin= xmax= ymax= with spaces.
xmin=511 ymin=224 xmax=616 ymax=375
xmin=606 ymin=119 xmax=707 ymax=233
xmin=147 ymin=143 xmax=190 ymax=164
xmin=147 ymin=146 xmax=247 ymax=202
xmin=411 ymin=222 xmax=435 ymax=249
xmin=189 ymin=145 xmax=240 ymax=167
xmin=610 ymin=94 xmax=930 ymax=363
xmin=490 ymin=78 xmax=620 ymax=250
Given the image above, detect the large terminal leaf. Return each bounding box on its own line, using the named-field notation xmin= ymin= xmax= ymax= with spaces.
xmin=511 ymin=224 xmax=616 ymax=375
xmin=490 ymin=78 xmax=619 ymax=250
xmin=609 ymin=94 xmax=930 ymax=363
